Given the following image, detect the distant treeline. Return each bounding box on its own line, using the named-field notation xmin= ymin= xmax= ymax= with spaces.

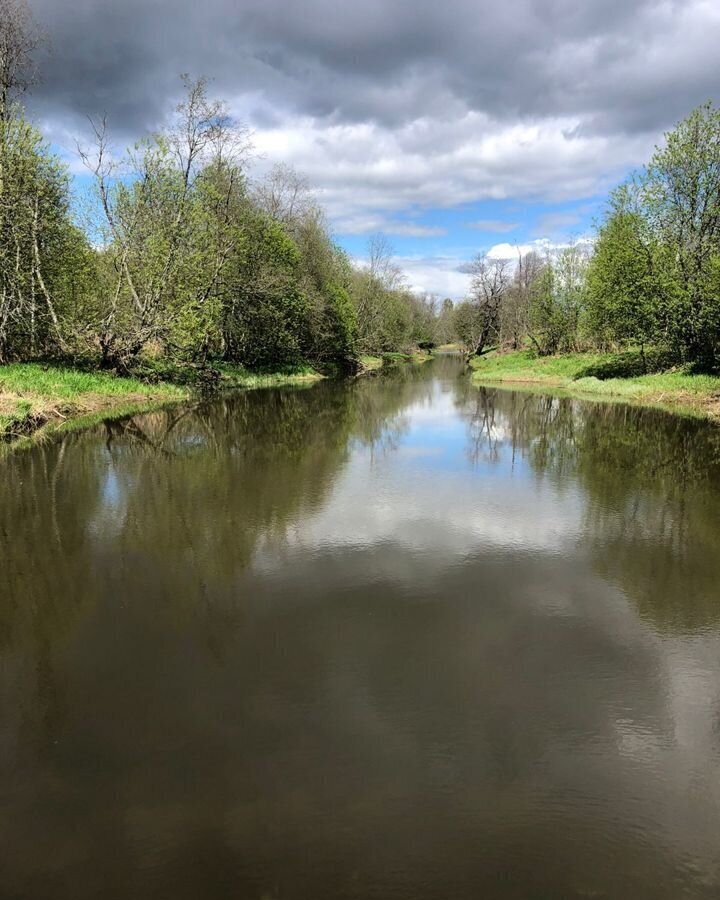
xmin=0 ymin=1 xmax=440 ymax=373
xmin=455 ymin=102 xmax=720 ymax=369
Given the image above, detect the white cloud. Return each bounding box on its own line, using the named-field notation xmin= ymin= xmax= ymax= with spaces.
xmin=249 ymin=112 xmax=654 ymax=234
xmin=486 ymin=237 xmax=595 ymax=261
xmin=486 ymin=242 xmax=537 ymax=261
xmin=396 ymin=256 xmax=471 ymax=298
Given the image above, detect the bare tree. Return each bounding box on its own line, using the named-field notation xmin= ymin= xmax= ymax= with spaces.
xmin=0 ymin=0 xmax=40 ymax=121
xmin=353 ymin=234 xmax=407 ymax=351
xmin=465 ymin=254 xmax=511 ymax=355
xmin=368 ymin=233 xmax=404 ymax=290
xmin=501 ymin=249 xmax=544 ymax=349
xmin=254 ymin=163 xmax=313 ymax=228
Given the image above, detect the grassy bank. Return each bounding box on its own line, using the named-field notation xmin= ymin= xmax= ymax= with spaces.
xmin=359 ymin=350 xmax=433 ymax=373
xmin=469 ymin=349 xmax=720 ymax=420
xmin=0 ymin=361 xmax=322 ymax=446
xmin=434 ymin=343 xmax=462 ymax=353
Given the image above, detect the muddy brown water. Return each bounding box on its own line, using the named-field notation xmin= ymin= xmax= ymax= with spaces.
xmin=1 ymin=355 xmax=719 ymax=899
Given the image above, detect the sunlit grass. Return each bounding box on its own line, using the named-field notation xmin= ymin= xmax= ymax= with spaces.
xmin=0 ymin=362 xmax=185 ymax=400
xmin=0 ymin=359 xmax=323 ymax=446
xmin=215 ymin=361 xmax=322 ymax=388
xmin=359 ymin=355 xmax=384 ymax=371
xmin=470 ymin=349 xmax=720 ymax=419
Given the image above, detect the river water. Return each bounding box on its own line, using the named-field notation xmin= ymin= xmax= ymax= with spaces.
xmin=1 ymin=354 xmax=719 ymax=899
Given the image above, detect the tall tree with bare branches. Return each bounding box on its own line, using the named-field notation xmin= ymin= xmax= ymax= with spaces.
xmin=0 ymin=0 xmax=40 ymax=122
xmin=456 ymin=254 xmax=510 ymax=355
xmin=81 ymin=76 xmax=252 ymax=367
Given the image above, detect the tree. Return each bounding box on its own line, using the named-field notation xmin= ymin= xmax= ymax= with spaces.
xmin=253 ymin=166 xmax=357 ymax=367
xmin=500 ymin=250 xmax=544 ymax=350
xmin=0 ymin=0 xmax=40 ymax=122
xmin=254 ymin=163 xmax=313 ymax=230
xmin=292 ymin=210 xmax=357 ymax=366
xmin=81 ymin=76 xmax=252 ymax=367
xmin=527 ymin=245 xmax=589 ymax=354
xmin=409 ymin=292 xmax=438 ymax=347
xmin=463 ymin=254 xmax=510 ymax=354
xmin=352 ymin=234 xmax=409 ymax=352
xmin=641 ymin=102 xmax=720 ymax=364
xmin=0 ymin=114 xmax=73 ymax=360
xmin=582 ymin=103 xmax=720 ymax=366
xmin=435 ymin=297 xmax=456 ymax=345
xmin=453 ymin=299 xmax=485 ymax=355
xmin=220 ymin=210 xmax=309 ymax=367
xmin=585 ymin=192 xmax=658 ymax=358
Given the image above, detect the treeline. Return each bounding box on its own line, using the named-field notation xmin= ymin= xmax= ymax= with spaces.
xmin=455 ymin=102 xmax=720 ymax=368
xmin=7 ymin=0 xmax=720 ymax=377
xmin=0 ymin=1 xmax=439 ymax=374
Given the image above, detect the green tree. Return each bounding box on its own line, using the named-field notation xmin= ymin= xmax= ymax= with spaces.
xmin=592 ymin=103 xmax=720 ymax=365
xmin=82 ymin=77 xmax=251 ymax=368
xmin=292 ymin=210 xmax=357 ymax=366
xmin=643 ymin=103 xmax=720 ymax=364
xmin=0 ymin=113 xmax=74 ymax=360
xmin=220 ymin=210 xmax=309 ymax=368
xmin=585 ymin=193 xmax=658 ymax=357
xmin=435 ymin=297 xmax=456 ymax=345
xmin=528 ymin=246 xmax=588 ymax=354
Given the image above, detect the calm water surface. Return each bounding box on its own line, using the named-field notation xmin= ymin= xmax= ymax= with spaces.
xmin=2 ymin=355 xmax=720 ymax=899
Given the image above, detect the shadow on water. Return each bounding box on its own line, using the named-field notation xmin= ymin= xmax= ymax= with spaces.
xmin=1 ymin=354 xmax=719 ymax=899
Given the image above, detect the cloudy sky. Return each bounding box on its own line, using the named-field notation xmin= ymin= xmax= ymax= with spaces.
xmin=26 ymin=0 xmax=720 ymax=297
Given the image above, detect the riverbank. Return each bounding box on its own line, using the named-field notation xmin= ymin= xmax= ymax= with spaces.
xmin=359 ymin=350 xmax=433 ymax=373
xmin=469 ymin=349 xmax=720 ymax=420
xmin=0 ymin=361 xmax=322 ymax=446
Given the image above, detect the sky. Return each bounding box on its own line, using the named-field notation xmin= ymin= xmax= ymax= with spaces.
xmin=25 ymin=0 xmax=720 ymax=298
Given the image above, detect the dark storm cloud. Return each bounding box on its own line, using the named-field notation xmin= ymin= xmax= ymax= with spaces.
xmin=27 ymin=0 xmax=720 ymax=140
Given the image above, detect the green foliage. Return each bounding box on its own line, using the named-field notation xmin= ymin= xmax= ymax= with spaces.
xmin=586 ymin=103 xmax=720 ymax=366
xmin=527 ymin=247 xmax=588 ymax=354
xmin=316 ymin=279 xmax=357 ymax=363
xmin=349 ymin=235 xmax=436 ymax=355
xmin=0 ymin=110 xmax=79 ymax=360
xmin=435 ymin=297 xmax=456 ymax=345
xmin=585 ymin=201 xmax=657 ymax=350
xmin=293 ymin=215 xmax=357 ymax=365
xmin=221 ymin=213 xmax=308 ymax=368
xmin=453 ymin=299 xmax=485 ymax=353
xmin=0 ymin=53 xmax=443 ymax=376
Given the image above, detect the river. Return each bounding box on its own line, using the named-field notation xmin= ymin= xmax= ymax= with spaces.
xmin=1 ymin=354 xmax=719 ymax=898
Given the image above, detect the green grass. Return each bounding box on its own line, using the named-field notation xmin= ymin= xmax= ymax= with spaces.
xmin=381 ymin=350 xmax=432 ymax=363
xmin=359 ymin=355 xmax=384 ymax=371
xmin=358 ymin=350 xmax=432 ymax=374
xmin=214 ymin=361 xmax=322 ymax=388
xmin=0 ymin=362 xmax=187 ymax=443
xmin=0 ymin=398 xmax=32 ymax=435
xmin=0 ymin=359 xmax=323 ymax=447
xmin=469 ymin=349 xmax=720 ymax=419
xmin=434 ymin=342 xmax=462 ymax=353
xmin=0 ymin=362 xmax=186 ymax=401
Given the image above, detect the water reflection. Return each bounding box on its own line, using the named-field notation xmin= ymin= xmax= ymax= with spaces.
xmin=462 ymin=387 xmax=720 ymax=632
xmin=0 ymin=356 xmax=719 ymax=899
